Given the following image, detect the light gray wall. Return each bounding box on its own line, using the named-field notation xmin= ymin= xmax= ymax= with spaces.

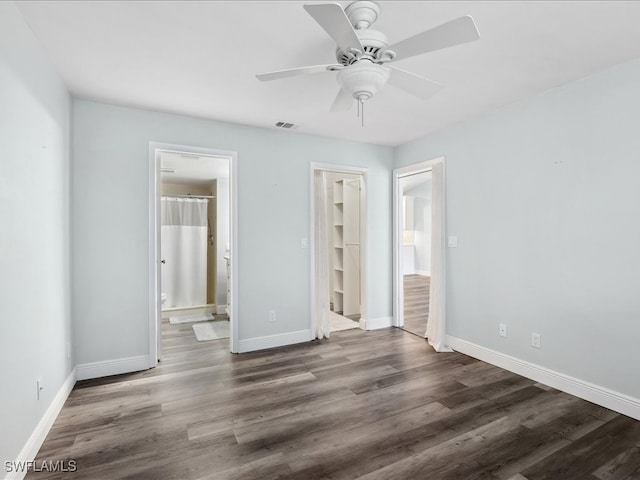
xmin=0 ymin=2 xmax=72 ymax=463
xmin=395 ymin=58 xmax=640 ymax=399
xmin=72 ymin=100 xmax=393 ymax=364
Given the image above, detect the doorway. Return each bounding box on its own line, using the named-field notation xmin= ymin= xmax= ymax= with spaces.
xmin=393 ymin=157 xmax=451 ymax=352
xmin=399 ymin=171 xmax=432 ymax=337
xmin=311 ymin=163 xmax=369 ymax=337
xmin=326 ymin=172 xmax=362 ymax=331
xmin=148 ymin=143 xmax=238 ymax=366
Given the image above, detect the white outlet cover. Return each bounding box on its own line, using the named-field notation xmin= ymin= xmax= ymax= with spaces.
xmin=499 ymin=324 xmax=507 ymax=337
xmin=447 ymin=236 xmax=458 ymax=248
xmin=531 ymin=333 xmax=541 ymax=348
xmin=301 ymin=237 xmax=309 ymax=249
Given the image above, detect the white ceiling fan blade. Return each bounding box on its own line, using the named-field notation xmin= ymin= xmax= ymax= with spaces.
xmin=384 ymin=15 xmax=479 ymax=62
xmin=388 ymin=66 xmax=443 ymax=100
xmin=256 ymin=64 xmax=340 ymax=82
xmin=303 ymin=3 xmax=364 ymax=53
xmin=330 ymin=88 xmax=353 ymax=112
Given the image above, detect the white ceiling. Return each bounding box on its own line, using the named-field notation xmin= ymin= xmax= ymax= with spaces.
xmin=17 ymin=1 xmax=640 ymax=146
xmin=160 ymin=151 xmax=229 ymax=184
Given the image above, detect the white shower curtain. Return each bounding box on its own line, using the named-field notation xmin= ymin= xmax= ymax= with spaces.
xmin=314 ymin=171 xmax=331 ymax=339
xmin=161 ymin=197 xmax=208 ymax=308
xmin=426 ymin=162 xmax=452 ymax=352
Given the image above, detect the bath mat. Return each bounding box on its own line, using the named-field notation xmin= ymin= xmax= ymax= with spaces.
xmin=192 ymin=320 xmax=230 ymax=341
xmin=330 ymin=312 xmax=360 ymax=332
xmin=169 ymin=313 xmax=215 ymax=325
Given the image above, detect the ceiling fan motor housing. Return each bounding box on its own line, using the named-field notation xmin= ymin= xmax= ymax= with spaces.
xmin=336 ymin=2 xmax=389 ymax=103
xmin=336 ymin=28 xmax=389 ymax=65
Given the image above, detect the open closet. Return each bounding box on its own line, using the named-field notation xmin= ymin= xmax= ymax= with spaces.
xmin=325 ymin=172 xmax=362 ymax=331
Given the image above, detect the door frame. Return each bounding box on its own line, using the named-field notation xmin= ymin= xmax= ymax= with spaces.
xmin=310 ymin=162 xmax=369 ymax=334
xmin=393 ymin=157 xmax=445 ymax=330
xmin=148 ymin=142 xmax=239 ymax=366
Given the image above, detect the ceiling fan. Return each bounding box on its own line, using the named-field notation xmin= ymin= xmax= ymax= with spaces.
xmin=256 ymin=1 xmax=480 ymax=121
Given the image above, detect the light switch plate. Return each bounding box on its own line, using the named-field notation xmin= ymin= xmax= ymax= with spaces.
xmin=301 ymin=237 xmax=309 ymax=249
xmin=448 ymin=236 xmax=458 ymax=248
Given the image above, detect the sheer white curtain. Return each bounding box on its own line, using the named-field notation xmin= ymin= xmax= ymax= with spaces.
xmin=426 ymin=162 xmax=452 ymax=352
xmin=314 ymin=171 xmax=331 ymax=339
xmin=161 ymin=197 xmax=208 ymax=308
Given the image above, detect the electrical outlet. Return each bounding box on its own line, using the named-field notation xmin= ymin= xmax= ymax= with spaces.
xmin=531 ymin=332 xmax=541 ymax=349
xmin=447 ymin=236 xmax=458 ymax=248
xmin=499 ymin=324 xmax=507 ymax=337
xmin=268 ymin=310 xmax=276 ymax=322
xmin=300 ymin=237 xmax=309 ymax=249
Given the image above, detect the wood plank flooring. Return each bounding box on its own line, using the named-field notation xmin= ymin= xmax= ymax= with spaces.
xmin=402 ymin=274 xmax=430 ymax=337
xmin=26 ymin=320 xmax=640 ymax=480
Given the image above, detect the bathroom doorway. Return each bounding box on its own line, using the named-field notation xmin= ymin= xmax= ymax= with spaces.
xmin=149 ymin=143 xmax=238 ymax=364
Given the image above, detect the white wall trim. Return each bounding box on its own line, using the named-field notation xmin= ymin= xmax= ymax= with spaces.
xmin=216 ymin=304 xmax=227 ymax=315
xmin=447 ymin=336 xmax=640 ymax=421
xmin=148 ymin=144 xmax=161 ymax=367
xmin=238 ymin=330 xmax=313 ymax=353
xmin=362 ymin=316 xmax=393 ymax=331
xmin=6 ymin=368 xmax=77 ymax=480
xmin=415 ymin=270 xmax=431 ymax=276
xmin=76 ymin=355 xmax=149 ymax=381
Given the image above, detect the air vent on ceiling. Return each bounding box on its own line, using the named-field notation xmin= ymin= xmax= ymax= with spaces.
xmin=275 ymin=121 xmax=297 ymax=129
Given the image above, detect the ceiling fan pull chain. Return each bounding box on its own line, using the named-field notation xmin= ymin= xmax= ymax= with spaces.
xmin=361 ymin=99 xmax=364 ymax=127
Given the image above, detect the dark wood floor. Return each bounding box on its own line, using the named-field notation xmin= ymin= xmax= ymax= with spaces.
xmin=402 ymin=274 xmax=430 ymax=337
xmin=27 ymin=320 xmax=640 ymax=479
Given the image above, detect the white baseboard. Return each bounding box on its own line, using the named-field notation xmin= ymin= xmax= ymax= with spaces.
xmin=238 ymin=330 xmax=312 ymax=353
xmin=447 ymin=336 xmax=640 ymax=421
xmin=362 ymin=316 xmax=393 ymax=331
xmin=76 ymin=355 xmax=150 ymax=381
xmin=5 ymin=368 xmax=77 ymax=480
xmin=415 ymin=270 xmax=431 ymax=276
xmin=162 ymin=304 xmax=216 ymax=319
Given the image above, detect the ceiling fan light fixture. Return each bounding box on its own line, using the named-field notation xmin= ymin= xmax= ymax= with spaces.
xmin=337 ymin=62 xmax=390 ymax=102
xmin=256 ymin=1 xmax=480 ymax=124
